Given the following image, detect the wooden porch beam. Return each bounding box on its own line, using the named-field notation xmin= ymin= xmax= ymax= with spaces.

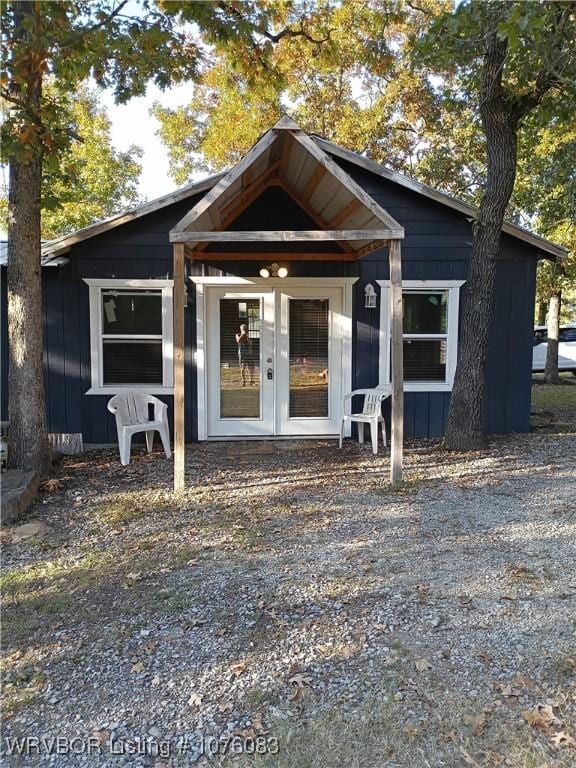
xmin=274 ymin=179 xmax=354 ymax=254
xmin=187 ymin=251 xmax=358 ymax=261
xmin=302 ymin=165 xmax=327 ymax=202
xmin=192 ymin=161 xmax=284 ymax=253
xmin=389 ymin=239 xmax=404 ymax=487
xmin=170 ymin=229 xmax=404 ymax=243
xmin=329 ymin=198 xmax=362 ymax=228
xmin=173 ymin=243 xmax=186 ymax=492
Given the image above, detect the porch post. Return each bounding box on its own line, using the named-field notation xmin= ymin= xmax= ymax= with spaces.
xmin=389 ymin=239 xmax=404 ymax=486
xmin=173 ymin=243 xmax=185 ymax=492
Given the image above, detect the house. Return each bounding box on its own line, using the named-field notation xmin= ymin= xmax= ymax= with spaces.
xmin=0 ymin=118 xmax=565 ymax=482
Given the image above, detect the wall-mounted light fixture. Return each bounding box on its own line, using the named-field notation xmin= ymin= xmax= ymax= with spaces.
xmin=259 ymin=262 xmax=288 ymax=279
xmin=364 ymin=282 xmax=377 ymax=308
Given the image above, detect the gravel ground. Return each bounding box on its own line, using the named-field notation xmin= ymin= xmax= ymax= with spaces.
xmin=1 ymin=409 xmax=575 ymax=767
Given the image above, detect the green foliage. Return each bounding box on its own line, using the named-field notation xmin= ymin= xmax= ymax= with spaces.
xmin=1 ymin=85 xmax=142 ymax=239
xmin=153 ymin=1 xmax=456 ymax=182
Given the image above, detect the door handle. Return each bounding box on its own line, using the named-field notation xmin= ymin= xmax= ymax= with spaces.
xmin=267 ymin=368 xmax=273 ymax=380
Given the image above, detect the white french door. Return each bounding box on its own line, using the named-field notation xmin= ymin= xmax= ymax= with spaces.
xmin=205 ymin=284 xmax=346 ymax=438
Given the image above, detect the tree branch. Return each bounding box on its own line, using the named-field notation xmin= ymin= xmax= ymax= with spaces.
xmin=59 ymin=0 xmax=129 ymax=48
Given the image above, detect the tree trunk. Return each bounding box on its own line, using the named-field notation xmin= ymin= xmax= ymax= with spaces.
xmin=537 ymin=299 xmax=548 ymax=326
xmin=544 ymin=290 xmax=561 ymax=384
xmin=445 ymin=28 xmax=518 ymax=451
xmin=6 ymin=3 xmax=50 ymax=473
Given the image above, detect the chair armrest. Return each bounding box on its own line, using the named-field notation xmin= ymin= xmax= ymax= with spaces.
xmin=342 ymin=389 xmax=372 ymax=416
xmin=149 ymin=397 xmax=168 ymax=422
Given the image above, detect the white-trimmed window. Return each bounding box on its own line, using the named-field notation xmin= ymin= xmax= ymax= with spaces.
xmin=377 ymin=280 xmax=465 ymax=392
xmin=84 ymin=279 xmax=173 ymax=394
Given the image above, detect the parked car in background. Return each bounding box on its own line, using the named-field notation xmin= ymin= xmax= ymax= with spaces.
xmin=533 ymin=324 xmax=576 ymax=374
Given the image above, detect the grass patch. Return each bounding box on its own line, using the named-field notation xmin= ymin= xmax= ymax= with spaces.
xmin=531 ymin=378 xmax=576 ymax=416
xmin=233 ymin=690 xmax=576 ymax=768
xmin=91 ymin=495 xmax=175 ymax=526
xmin=1 ymin=666 xmax=46 ymax=718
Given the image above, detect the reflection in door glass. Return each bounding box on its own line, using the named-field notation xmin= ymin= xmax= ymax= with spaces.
xmin=220 ymin=299 xmax=261 ymax=418
xmin=289 ymin=299 xmax=329 ymax=418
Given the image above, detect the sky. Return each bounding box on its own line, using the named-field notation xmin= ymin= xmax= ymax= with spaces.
xmin=0 ymin=83 xmax=195 ymax=241
xmin=99 ymin=81 xmax=197 ymax=201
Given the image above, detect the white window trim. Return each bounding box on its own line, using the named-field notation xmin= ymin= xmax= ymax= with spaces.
xmin=84 ymin=278 xmax=174 ymax=395
xmin=377 ymin=279 xmax=465 ymax=392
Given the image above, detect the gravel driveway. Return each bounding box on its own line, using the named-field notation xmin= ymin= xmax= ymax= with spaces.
xmin=1 ymin=421 xmax=575 ymax=767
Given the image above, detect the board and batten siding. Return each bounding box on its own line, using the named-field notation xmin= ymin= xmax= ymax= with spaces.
xmin=0 ymin=154 xmax=539 ymax=443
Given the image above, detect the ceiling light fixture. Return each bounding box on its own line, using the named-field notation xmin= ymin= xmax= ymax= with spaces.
xmin=259 ymin=262 xmax=288 ymax=279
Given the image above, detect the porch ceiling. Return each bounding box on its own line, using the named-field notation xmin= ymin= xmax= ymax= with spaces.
xmin=169 ymin=116 xmax=404 ymax=259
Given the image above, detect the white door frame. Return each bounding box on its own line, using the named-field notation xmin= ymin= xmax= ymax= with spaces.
xmin=190 ymin=276 xmax=358 ymax=440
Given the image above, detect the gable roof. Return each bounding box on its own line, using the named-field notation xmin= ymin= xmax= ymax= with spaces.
xmin=315 ymin=137 xmax=567 ymax=260
xmin=38 ymin=127 xmax=566 ymax=263
xmin=170 ymin=116 xmax=404 ymax=257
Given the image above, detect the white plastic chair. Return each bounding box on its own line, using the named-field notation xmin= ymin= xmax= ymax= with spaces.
xmin=107 ymin=392 xmax=171 ymax=466
xmin=339 ymin=387 xmax=391 ymax=455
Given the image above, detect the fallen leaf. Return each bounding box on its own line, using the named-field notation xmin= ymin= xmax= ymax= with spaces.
xmin=339 ymin=642 xmax=361 ymax=660
xmin=289 ymin=686 xmax=305 ymax=702
xmin=500 ymin=593 xmax=517 ymax=601
xmin=523 ymin=703 xmax=561 ymax=730
xmin=151 ymin=675 xmax=161 ymax=687
xmin=251 ymin=712 xmax=267 ymax=735
xmin=459 ymin=745 xmax=483 ymax=768
xmin=403 ymin=724 xmax=419 ymax=741
xmin=463 ymin=711 xmax=487 ymax=736
xmin=495 ymin=682 xmax=520 ymax=698
xmin=415 ymin=658 xmax=432 ymax=673
xmin=550 ymin=731 xmax=576 ymax=748
xmin=187 ymin=692 xmax=203 ymax=707
xmin=512 ymin=673 xmax=536 ymax=690
xmin=289 ymin=673 xmax=313 ymax=688
xmin=92 ymin=730 xmax=108 ymax=746
xmin=478 ymin=651 xmax=493 ymax=666
xmin=131 ymin=661 xmax=144 ymax=674
xmin=231 ymin=661 xmax=248 ymax=677
xmin=41 ymin=478 xmax=62 ymax=492
xmin=144 ymin=641 xmax=158 ymax=654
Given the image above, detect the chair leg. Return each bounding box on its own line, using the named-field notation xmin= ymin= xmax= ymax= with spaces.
xmin=339 ymin=419 xmax=345 ymax=449
xmin=119 ymin=431 xmax=131 ymax=466
xmin=159 ymin=424 xmax=172 ymax=459
xmin=358 ymin=422 xmax=364 ymax=444
xmin=145 ymin=430 xmax=154 ymax=453
xmin=381 ymin=419 xmax=387 ymax=448
xmin=370 ymin=420 xmax=378 ymax=455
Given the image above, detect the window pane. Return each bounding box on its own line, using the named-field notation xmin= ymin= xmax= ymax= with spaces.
xmin=560 ymin=328 xmax=576 ymax=342
xmin=403 ymin=339 xmax=446 ymax=381
xmin=219 ymin=299 xmax=261 ymax=418
xmin=403 ymin=292 xmax=447 ymax=334
xmin=102 ymin=340 xmax=163 ymax=384
xmin=102 ymin=291 xmax=162 ymax=335
xmin=289 ymin=299 xmax=329 ymax=417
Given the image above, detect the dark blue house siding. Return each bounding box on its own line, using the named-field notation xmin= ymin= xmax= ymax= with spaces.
xmin=0 ymin=154 xmax=541 ymax=443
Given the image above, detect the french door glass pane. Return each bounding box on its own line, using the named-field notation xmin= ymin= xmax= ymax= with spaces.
xmin=403 ymin=339 xmax=447 ymax=381
xmin=219 ymin=299 xmax=261 ymax=418
xmin=403 ymin=292 xmax=447 ymax=334
xmin=289 ymin=299 xmax=329 ymax=418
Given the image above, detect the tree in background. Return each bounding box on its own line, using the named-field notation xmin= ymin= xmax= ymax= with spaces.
xmin=514 ymin=111 xmax=576 ymax=382
xmin=153 ymin=1 xmax=461 ymax=186
xmin=420 ymin=1 xmax=576 ymax=449
xmin=154 ymin=1 xmax=575 ymax=406
xmin=0 ymin=0 xmax=281 ymax=473
xmin=1 ymin=86 xmax=142 ymax=239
